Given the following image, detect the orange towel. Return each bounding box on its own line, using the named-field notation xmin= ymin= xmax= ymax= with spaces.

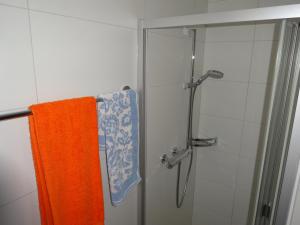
xmin=29 ymin=97 xmax=104 ymax=225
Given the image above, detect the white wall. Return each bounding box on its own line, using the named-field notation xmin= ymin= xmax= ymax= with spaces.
xmin=0 ymin=1 xmax=138 ymax=225
xmin=144 ymin=0 xmax=207 ymax=19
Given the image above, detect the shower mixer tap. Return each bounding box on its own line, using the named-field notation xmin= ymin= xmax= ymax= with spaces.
xmin=160 ymin=147 xmax=192 ymax=169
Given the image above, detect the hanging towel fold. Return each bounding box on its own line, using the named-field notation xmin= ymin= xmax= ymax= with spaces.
xmin=98 ymin=89 xmax=141 ymax=206
xmin=29 ymin=97 xmax=104 ymax=225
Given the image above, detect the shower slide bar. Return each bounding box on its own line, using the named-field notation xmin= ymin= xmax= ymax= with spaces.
xmin=0 ymin=86 xmax=131 ymax=121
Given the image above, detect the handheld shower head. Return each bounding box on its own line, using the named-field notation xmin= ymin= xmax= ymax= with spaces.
xmin=184 ymin=70 xmax=224 ymax=89
xmin=195 ymin=70 xmax=224 ymax=85
xmin=205 ymin=70 xmax=224 ymax=79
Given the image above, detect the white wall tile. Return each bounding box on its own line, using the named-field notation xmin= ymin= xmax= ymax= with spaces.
xmin=0 ymin=5 xmax=37 ymax=111
xmin=195 ymin=0 xmax=209 ymax=13
xmin=193 ymin=180 xmax=235 ymax=220
xmin=220 ymin=158 xmax=254 ymax=225
xmin=31 ymin=191 xmax=40 ymax=225
xmin=145 ymin=169 xmax=176 ymax=225
xmin=28 ymin=0 xmax=140 ymax=28
xmin=203 ymin=42 xmax=253 ymax=82
xmin=106 ymin=187 xmax=138 ymax=225
xmin=0 ymin=0 xmax=27 ymax=7
xmin=194 ymin=40 xmax=206 ymax=74
xmin=146 ymin=167 xmax=194 ymax=225
xmin=250 ymin=41 xmax=277 ymax=84
xmin=245 ymin=83 xmax=269 ymax=124
xmin=255 ymin=23 xmax=279 ymax=41
xmin=198 ymin=115 xmax=244 ymax=155
xmin=146 ymin=84 xmax=187 ymax=177
xmin=99 ymin=150 xmax=138 ymax=225
xmin=200 ymin=80 xmax=248 ymax=120
xmin=0 ymin=192 xmax=38 ymax=225
xmin=144 ymin=0 xmax=207 ymax=19
xmin=30 ymin=11 xmax=137 ymax=102
xmin=231 ymin=185 xmax=252 ymax=225
xmin=241 ymin=122 xmax=263 ymax=159
xmin=195 ymin=150 xmax=239 ymax=187
xmin=208 ymin=0 xmax=258 ymax=12
xmin=236 ymin=157 xmax=256 ymax=190
xmin=192 ymin=208 xmax=231 ymax=225
xmin=205 ymin=24 xmax=255 ymax=42
xmin=196 ymin=27 xmax=207 ymax=42
xmin=147 ymin=32 xmax=191 ymax=86
xmin=0 ymin=118 xmax=36 ymax=206
xmin=231 ymin=157 xmax=256 ymax=225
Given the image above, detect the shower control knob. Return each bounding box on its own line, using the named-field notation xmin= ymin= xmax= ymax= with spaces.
xmin=171 ymin=147 xmax=179 ymax=155
xmin=160 ymin=154 xmax=168 ymax=164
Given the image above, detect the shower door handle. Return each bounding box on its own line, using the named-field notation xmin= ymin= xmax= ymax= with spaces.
xmin=192 ymin=137 xmax=217 ymax=147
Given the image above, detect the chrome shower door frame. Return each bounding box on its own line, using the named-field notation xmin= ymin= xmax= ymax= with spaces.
xmin=251 ymin=19 xmax=300 ymax=225
xmin=138 ymin=18 xmax=300 ymax=225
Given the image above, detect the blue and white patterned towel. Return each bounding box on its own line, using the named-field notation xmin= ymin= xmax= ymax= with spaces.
xmin=97 ymin=89 xmax=141 ymax=206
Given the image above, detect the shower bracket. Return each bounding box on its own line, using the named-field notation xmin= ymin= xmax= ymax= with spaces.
xmin=191 ymin=137 xmax=217 ymax=147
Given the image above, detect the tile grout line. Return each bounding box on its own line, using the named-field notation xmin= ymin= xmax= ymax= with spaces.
xmin=0 ymin=190 xmax=36 ymax=209
xmin=0 ymin=2 xmax=27 ymax=10
xmin=0 ymin=2 xmax=137 ymax=31
xmin=228 ymin=22 xmax=257 ymax=225
xmin=26 ymin=0 xmax=39 ymax=104
xmin=28 ymin=8 xmax=137 ymax=31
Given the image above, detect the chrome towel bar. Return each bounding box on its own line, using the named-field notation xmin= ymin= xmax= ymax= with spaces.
xmin=0 ymin=86 xmax=131 ymax=121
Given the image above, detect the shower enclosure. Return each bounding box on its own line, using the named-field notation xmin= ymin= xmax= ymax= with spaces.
xmin=139 ymin=5 xmax=300 ymax=225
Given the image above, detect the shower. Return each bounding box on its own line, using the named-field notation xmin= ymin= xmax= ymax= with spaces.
xmin=161 ymin=29 xmax=224 ymax=208
xmin=144 ymin=7 xmax=300 ymax=225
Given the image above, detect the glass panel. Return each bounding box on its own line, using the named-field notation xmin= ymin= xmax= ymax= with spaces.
xmin=144 ymin=27 xmax=195 ymax=225
xmin=144 ymin=21 xmax=284 ymax=225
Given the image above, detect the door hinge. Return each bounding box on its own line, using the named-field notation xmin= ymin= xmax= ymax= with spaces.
xmin=261 ymin=203 xmax=272 ymax=219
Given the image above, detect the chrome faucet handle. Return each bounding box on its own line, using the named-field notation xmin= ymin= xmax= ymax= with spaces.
xmin=160 ymin=154 xmax=168 ymax=164
xmin=183 ymin=83 xmax=190 ymax=89
xmin=171 ymin=147 xmax=179 ymax=155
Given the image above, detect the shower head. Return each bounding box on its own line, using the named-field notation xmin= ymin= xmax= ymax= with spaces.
xmin=185 ymin=70 xmax=224 ymax=89
xmin=194 ymin=70 xmax=224 ymax=86
xmin=205 ymin=70 xmax=224 ymax=79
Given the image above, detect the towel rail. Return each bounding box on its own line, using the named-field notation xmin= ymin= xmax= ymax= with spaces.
xmin=0 ymin=86 xmax=131 ymax=121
